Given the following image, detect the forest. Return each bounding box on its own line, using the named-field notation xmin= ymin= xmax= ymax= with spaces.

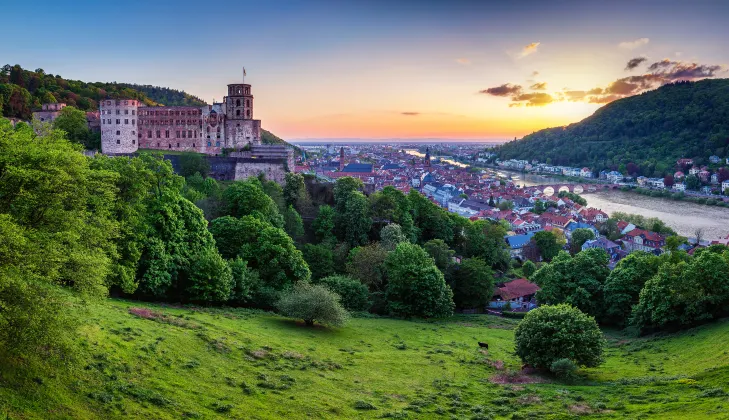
xmin=495 ymin=79 xmax=729 ymax=176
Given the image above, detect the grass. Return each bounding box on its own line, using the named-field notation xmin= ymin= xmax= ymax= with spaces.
xmin=2 ymin=299 xmax=729 ymax=419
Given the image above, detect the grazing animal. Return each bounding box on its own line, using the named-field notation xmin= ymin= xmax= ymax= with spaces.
xmin=478 ymin=342 xmax=489 ymax=349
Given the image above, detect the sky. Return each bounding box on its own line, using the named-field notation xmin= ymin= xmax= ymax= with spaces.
xmin=2 ymin=0 xmax=728 ymax=141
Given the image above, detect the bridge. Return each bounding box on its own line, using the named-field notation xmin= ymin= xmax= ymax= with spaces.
xmin=522 ymin=183 xmax=621 ymax=196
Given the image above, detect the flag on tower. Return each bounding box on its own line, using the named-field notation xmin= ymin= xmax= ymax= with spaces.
xmin=243 ymin=67 xmax=247 ymax=77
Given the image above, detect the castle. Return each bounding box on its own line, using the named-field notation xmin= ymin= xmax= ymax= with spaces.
xmin=98 ymin=74 xmax=293 ymax=183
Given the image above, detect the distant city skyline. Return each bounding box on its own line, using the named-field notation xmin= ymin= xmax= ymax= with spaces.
xmin=3 ymin=0 xmax=728 ymax=140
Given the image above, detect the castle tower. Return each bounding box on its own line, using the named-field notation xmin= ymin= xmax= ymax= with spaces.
xmin=425 ymin=147 xmax=431 ymax=167
xmin=100 ymin=99 xmax=139 ymax=154
xmin=339 ymin=147 xmax=345 ymax=171
xmin=224 ymin=76 xmax=261 ymax=149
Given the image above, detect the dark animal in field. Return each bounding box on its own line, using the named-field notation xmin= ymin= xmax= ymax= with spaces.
xmin=478 ymin=342 xmax=489 ymax=349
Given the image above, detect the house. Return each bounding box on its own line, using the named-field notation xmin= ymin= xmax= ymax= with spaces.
xmin=711 ymin=173 xmax=719 ymax=184
xmin=677 ymin=158 xmax=694 ymax=167
xmin=617 ymin=220 xmax=636 ymax=235
xmin=723 ymin=180 xmax=729 ymax=194
xmin=505 ymin=232 xmax=537 ymax=259
xmin=489 ymin=278 xmax=540 ymax=311
xmin=580 ymin=167 xmax=593 ymax=178
xmin=606 ymin=171 xmax=623 ymax=183
xmin=709 ymin=155 xmax=721 ymax=164
xmin=674 ymin=171 xmax=685 ymax=179
xmin=579 ymin=207 xmax=608 ymax=223
xmin=621 ymin=229 xmax=665 ymax=254
xmin=689 ymin=166 xmax=701 ymax=175
xmin=673 ymin=183 xmax=686 ymax=191
xmin=582 ymin=237 xmax=620 ymax=254
xmin=698 ymin=170 xmax=711 ymax=182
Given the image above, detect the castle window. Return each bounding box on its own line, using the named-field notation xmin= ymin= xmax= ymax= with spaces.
xmin=237 ymin=123 xmax=240 ymax=127
xmin=116 ymin=119 xmax=120 ymax=124
xmin=192 ymin=143 xmax=195 ymax=148
xmin=131 ymin=110 xmax=135 ymax=115
xmin=176 ymin=131 xmax=180 ymax=138
xmin=246 ymin=99 xmax=250 ymax=107
xmin=182 ymin=131 xmax=186 ymax=138
xmin=116 ymin=139 xmax=120 ymax=144
xmin=157 ymin=143 xmax=160 ymax=147
xmin=236 ymin=99 xmax=241 ymax=106
xmin=132 ymin=119 xmax=135 ymax=125
xmin=106 ymin=101 xmax=111 ymax=106
xmin=168 ymin=144 xmax=171 ymax=149
xmin=124 ymin=119 xmax=128 ymax=124
xmin=177 ymin=143 xmax=180 ymax=147
xmin=216 ymin=141 xmax=220 ymax=147
xmin=236 ymin=110 xmax=240 ymax=116
xmin=208 ymin=142 xmax=212 ymax=147
xmin=165 ymin=130 xmax=169 ymax=138
xmin=188 ymin=130 xmax=192 ymax=138
xmin=156 ymin=130 xmax=161 ymax=138
xmin=132 ymin=139 xmax=135 ymax=145
xmin=116 ymin=110 xmax=120 ymax=115
xmin=124 ymin=109 xmax=129 ymax=115
xmin=116 ymin=130 xmax=120 ymax=135
xmin=148 ymin=131 xmax=152 ymax=138
xmin=246 ymin=110 xmax=250 ymax=117
xmin=132 ymin=131 xmax=135 ymax=135
xmin=194 ymin=131 xmax=197 ymax=138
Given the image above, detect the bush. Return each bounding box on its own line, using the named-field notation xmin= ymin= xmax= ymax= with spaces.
xmin=521 ymin=260 xmax=536 ymax=279
xmin=276 ymin=283 xmax=349 ymax=327
xmin=514 ymin=304 xmax=605 ymax=369
xmin=550 ymin=358 xmax=577 ymax=379
xmin=502 ymin=311 xmax=527 ymax=319
xmin=314 ymin=275 xmax=370 ymax=312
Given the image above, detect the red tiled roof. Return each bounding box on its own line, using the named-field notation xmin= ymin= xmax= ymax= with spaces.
xmin=494 ymin=278 xmax=540 ymax=300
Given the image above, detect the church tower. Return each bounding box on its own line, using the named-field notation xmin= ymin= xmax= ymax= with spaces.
xmin=425 ymin=147 xmax=431 ymax=167
xmin=339 ymin=147 xmax=345 ymax=171
xmin=223 ymin=71 xmax=261 ymax=149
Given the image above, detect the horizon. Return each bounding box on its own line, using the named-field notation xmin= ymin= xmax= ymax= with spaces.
xmin=2 ymin=0 xmax=728 ymax=140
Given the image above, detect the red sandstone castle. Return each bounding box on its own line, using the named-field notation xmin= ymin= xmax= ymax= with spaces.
xmin=100 ymin=80 xmax=262 ymax=155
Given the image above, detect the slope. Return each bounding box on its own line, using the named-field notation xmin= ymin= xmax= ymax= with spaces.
xmin=2 ymin=298 xmax=729 ymax=419
xmin=496 ymin=79 xmax=729 ymax=176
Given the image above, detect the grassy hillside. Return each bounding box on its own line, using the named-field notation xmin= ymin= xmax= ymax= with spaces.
xmin=496 ymin=79 xmax=729 ymax=176
xmin=3 ymin=299 xmax=729 ymax=419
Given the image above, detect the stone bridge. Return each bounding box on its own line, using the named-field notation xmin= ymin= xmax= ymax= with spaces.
xmin=526 ymin=183 xmax=620 ymax=196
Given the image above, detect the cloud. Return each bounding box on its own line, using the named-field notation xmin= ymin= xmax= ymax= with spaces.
xmin=512 ymin=92 xmax=554 ymax=107
xmin=530 ymin=82 xmax=547 ymax=90
xmin=625 ymin=57 xmax=647 ymax=71
xmin=564 ymin=90 xmax=588 ymax=101
xmin=588 ymin=95 xmax=621 ymax=104
xmin=619 ymin=38 xmax=650 ymax=50
xmin=519 ymin=42 xmax=540 ymax=58
xmin=480 ymin=83 xmax=523 ymax=97
xmin=456 ymin=58 xmax=471 ymax=65
xmin=508 ymin=103 xmax=523 ymax=108
xmin=647 ymin=59 xmax=722 ymax=80
xmin=401 ymin=112 xmax=420 ymax=116
xmin=532 ymin=71 xmax=539 ymax=77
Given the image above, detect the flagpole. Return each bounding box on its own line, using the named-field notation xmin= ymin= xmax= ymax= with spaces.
xmin=242 ymin=66 xmax=245 ymax=84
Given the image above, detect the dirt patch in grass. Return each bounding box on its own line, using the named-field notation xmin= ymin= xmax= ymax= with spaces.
xmin=490 ymin=371 xmax=547 ymax=384
xmin=569 ymin=404 xmax=592 ymax=415
xmin=128 ymin=307 xmax=201 ymax=329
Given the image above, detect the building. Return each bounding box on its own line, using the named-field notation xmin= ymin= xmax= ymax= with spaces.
xmin=621 ymin=229 xmax=665 ymax=253
xmin=489 ymin=278 xmax=540 ymax=311
xmin=33 ymin=102 xmax=67 ymax=123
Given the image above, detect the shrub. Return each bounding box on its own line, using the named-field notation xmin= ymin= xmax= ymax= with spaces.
xmin=522 ymin=260 xmax=536 ymax=279
xmin=276 ymin=283 xmax=349 ymax=327
xmin=314 ymin=275 xmax=370 ymax=312
xmin=550 ymin=358 xmax=577 ymax=379
xmin=514 ymin=304 xmax=605 ymax=369
xmin=502 ymin=311 xmax=526 ymax=319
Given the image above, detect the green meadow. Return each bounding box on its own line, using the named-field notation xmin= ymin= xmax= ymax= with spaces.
xmin=3 ymin=298 xmax=729 ymax=419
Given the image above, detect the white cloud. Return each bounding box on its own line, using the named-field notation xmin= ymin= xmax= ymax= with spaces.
xmin=519 ymin=42 xmax=540 ymax=58
xmin=619 ymin=38 xmax=650 ymax=50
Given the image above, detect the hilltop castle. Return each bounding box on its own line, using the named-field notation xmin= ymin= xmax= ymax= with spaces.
xmin=97 ymin=74 xmax=293 ymax=183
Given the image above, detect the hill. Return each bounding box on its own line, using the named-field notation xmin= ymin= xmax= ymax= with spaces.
xmin=118 ymin=83 xmax=207 ymax=107
xmin=495 ymin=79 xmax=729 ymax=176
xmin=3 ymin=298 xmax=729 ymax=419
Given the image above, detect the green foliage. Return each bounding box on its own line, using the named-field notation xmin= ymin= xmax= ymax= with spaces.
xmin=385 ymin=243 xmax=454 ymax=318
xmin=558 ymin=191 xmax=587 ymax=206
xmin=550 ymin=358 xmax=578 ymax=379
xmin=496 ymin=79 xmax=729 ymax=173
xmin=380 ymin=223 xmax=407 ymax=251
xmin=283 ymin=205 xmax=305 ymax=243
xmin=52 ymin=105 xmax=97 ymax=149
xmin=602 ymin=252 xmax=661 ymax=325
xmin=314 ymin=275 xmax=370 ymax=312
xmin=569 ymin=228 xmax=595 ymax=255
xmin=369 ymin=186 xmax=416 ymax=241
xmin=532 ymin=249 xmax=610 ymax=317
xmin=283 ymin=172 xmax=311 ymax=214
xmin=312 ymin=205 xmax=336 ymax=246
xmin=514 ymin=304 xmax=605 ymax=369
xmin=222 ymin=178 xmax=283 ymax=227
xmin=227 ymin=258 xmax=258 ymax=304
xmin=178 ymin=153 xmax=210 ymax=178
xmin=533 ymin=231 xmax=562 ymax=262
xmin=446 ymin=258 xmax=494 ymax=309
xmin=342 ymin=191 xmax=372 ymax=247
xmin=276 ymin=283 xmax=349 ymax=327
xmin=462 ymin=220 xmax=510 ymax=270
xmin=186 ymin=247 xmax=233 ymax=303
xmin=301 ymin=244 xmax=336 ymax=281
xmin=118 ymin=83 xmax=206 ymax=106
xmin=423 ymin=239 xmax=455 ymax=271
xmin=610 ymin=212 xmax=676 ymax=235
xmin=346 ymin=243 xmax=389 ymax=291
xmin=521 ymin=260 xmax=537 ymax=279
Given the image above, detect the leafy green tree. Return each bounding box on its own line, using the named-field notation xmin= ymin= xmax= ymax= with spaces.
xmin=522 ymin=260 xmax=537 ymax=279
xmin=312 ymin=205 xmax=336 ymax=246
xmin=301 ymin=243 xmax=336 ymax=280
xmin=52 ymin=106 xmax=95 ymax=148
xmin=228 ymin=258 xmax=258 ymax=305
xmin=601 ymin=252 xmax=661 ymax=325
xmin=369 ymin=186 xmax=416 ymax=240
xmin=446 ymin=258 xmax=494 ymax=309
xmin=569 ymin=228 xmax=595 ymax=255
xmin=380 ymin=223 xmax=407 ymax=251
xmin=514 ymin=304 xmax=605 ymax=369
xmin=498 ymin=200 xmax=514 ymax=211
xmin=533 ymin=230 xmax=562 ymax=262
xmin=276 ymin=283 xmax=349 ymax=327
xmin=284 ymin=205 xmax=305 ymax=243
xmin=385 ymin=243 xmax=454 ymax=318
xmin=222 ymin=178 xmax=283 ymax=227
xmin=532 ymin=249 xmax=610 ymax=317
xmin=258 ymin=174 xmax=286 ymax=212
xmin=343 ymin=191 xmax=372 ymax=247
xmin=186 ymin=247 xmax=233 ymax=302
xmin=178 ymin=152 xmax=210 ymax=178
xmin=463 ymin=220 xmax=510 ymax=269
xmin=283 ymin=172 xmax=311 ymax=214
xmin=315 ymin=275 xmax=370 ymax=312
xmin=423 ymin=239 xmax=455 ymax=271
xmin=685 ymin=174 xmax=701 ymax=190
xmin=346 ymin=243 xmax=389 ymax=291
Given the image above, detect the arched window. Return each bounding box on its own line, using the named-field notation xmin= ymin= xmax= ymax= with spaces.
xmin=236 ymin=110 xmax=240 ymax=116
xmin=236 ymin=99 xmax=241 ymax=106
xmin=246 ymin=99 xmax=250 ymax=107
xmin=246 ymin=110 xmax=250 ymax=117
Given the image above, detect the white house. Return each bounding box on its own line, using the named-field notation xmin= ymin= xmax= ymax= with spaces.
xmin=607 ymin=171 xmax=623 ymax=184
xmin=723 ymin=180 xmax=729 ymax=194
xmin=673 ymin=183 xmax=686 ymax=191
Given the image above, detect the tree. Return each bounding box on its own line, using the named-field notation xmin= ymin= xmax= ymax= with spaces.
xmin=601 ymin=252 xmax=661 ymax=325
xmin=51 ymin=105 xmax=94 ymax=148
xmin=312 ymin=205 xmax=336 ymax=246
xmin=446 ymin=258 xmax=494 ymax=309
xmin=314 ymin=275 xmax=370 ymax=312
xmin=569 ymin=228 xmax=595 ymax=255
xmin=283 ymin=172 xmax=311 ymax=214
xmin=228 ymin=258 xmax=258 ymax=305
xmin=423 ymin=239 xmax=455 ymax=271
xmin=186 ymin=247 xmax=233 ymax=302
xmin=694 ymin=228 xmax=704 ymax=245
xmin=380 ymin=223 xmax=407 ymax=251
xmin=384 ymin=242 xmax=454 ymax=318
xmin=663 ymin=174 xmax=675 ymax=188
xmin=178 ymin=152 xmax=210 ymax=178
xmin=276 ymin=283 xmax=349 ymax=327
xmin=533 ymin=231 xmax=562 ymax=262
xmin=284 ymin=205 xmax=305 ymax=243
xmin=334 ymin=176 xmax=364 ymax=238
xmin=514 ymin=304 xmax=605 ymax=369
xmin=522 ymin=260 xmax=537 ymax=279
xmin=222 ymin=178 xmax=283 ymax=227
xmin=346 ymin=243 xmax=389 ymax=291
xmin=498 ymin=200 xmax=514 ymax=211
xmin=462 ymin=220 xmax=510 ymax=270
xmin=532 ymin=249 xmax=610 ymax=317
xmin=343 ymin=191 xmax=372 ymax=247
xmin=301 ymin=243 xmax=336 ymax=280
xmin=685 ymin=174 xmax=701 ymax=190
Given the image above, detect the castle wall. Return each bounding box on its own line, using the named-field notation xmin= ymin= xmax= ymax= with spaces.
xmin=100 ymin=99 xmax=140 ymax=154
xmin=137 ymin=106 xmax=208 ymax=153
xmin=224 ymin=119 xmax=261 ymax=149
xmin=234 ymin=158 xmax=288 ymax=184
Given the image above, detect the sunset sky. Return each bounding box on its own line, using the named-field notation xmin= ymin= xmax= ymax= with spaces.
xmin=2 ymin=0 xmax=728 ymax=141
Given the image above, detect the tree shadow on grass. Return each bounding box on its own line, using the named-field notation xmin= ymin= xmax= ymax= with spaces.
xmin=265 ymin=317 xmax=345 ymax=336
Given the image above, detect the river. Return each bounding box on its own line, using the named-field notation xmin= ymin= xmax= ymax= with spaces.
xmin=404 ymin=150 xmax=468 ymax=168
xmin=496 ymin=168 xmax=729 ymax=240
